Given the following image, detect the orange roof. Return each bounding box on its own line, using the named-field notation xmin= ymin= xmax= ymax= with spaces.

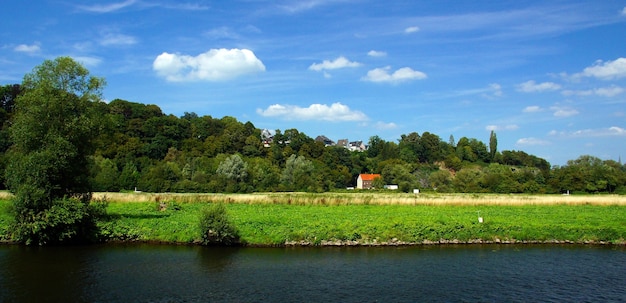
xmin=359 ymin=173 xmax=381 ymax=181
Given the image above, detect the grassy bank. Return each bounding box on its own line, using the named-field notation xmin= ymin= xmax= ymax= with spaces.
xmin=1 ymin=193 xmax=625 ymax=245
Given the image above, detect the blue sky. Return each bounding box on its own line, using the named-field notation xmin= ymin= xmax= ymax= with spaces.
xmin=2 ymin=0 xmax=626 ymax=165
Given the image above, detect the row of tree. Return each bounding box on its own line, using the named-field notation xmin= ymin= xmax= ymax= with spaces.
xmin=1 ymin=60 xmax=625 ymax=197
xmin=2 ymin=57 xmax=625 ymax=244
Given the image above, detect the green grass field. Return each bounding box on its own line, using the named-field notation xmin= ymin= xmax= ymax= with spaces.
xmin=1 ymin=194 xmax=625 ymax=245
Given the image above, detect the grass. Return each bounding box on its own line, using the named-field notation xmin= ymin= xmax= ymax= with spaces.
xmin=89 ymin=191 xmax=626 ymax=206
xmin=1 ymin=192 xmax=624 ymax=245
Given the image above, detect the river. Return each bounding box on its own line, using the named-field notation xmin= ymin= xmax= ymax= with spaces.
xmin=1 ymin=244 xmax=624 ymax=302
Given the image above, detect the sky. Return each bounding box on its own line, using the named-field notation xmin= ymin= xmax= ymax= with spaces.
xmin=2 ymin=0 xmax=626 ymax=166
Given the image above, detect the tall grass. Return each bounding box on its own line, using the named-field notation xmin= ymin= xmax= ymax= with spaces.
xmin=89 ymin=191 xmax=626 ymax=206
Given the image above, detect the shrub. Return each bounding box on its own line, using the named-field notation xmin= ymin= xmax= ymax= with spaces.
xmin=198 ymin=203 xmax=240 ymax=246
xmin=11 ymin=198 xmax=107 ymax=245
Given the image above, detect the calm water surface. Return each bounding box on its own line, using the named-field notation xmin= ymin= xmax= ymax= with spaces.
xmin=0 ymin=244 xmax=624 ymax=302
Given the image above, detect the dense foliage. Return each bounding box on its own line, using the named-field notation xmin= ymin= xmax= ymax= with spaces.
xmin=1 ymin=59 xmax=625 ymax=199
xmin=3 ymin=57 xmax=106 ymax=244
xmin=199 ymin=203 xmax=240 ymax=246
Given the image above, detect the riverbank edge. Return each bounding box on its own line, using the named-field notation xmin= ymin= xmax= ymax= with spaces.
xmin=2 ymin=238 xmax=624 ymax=247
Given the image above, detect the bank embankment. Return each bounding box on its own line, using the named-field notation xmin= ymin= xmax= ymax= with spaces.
xmin=1 ymin=194 xmax=625 ymax=246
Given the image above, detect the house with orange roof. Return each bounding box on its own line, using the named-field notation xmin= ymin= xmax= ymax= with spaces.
xmin=356 ymin=173 xmax=381 ymax=189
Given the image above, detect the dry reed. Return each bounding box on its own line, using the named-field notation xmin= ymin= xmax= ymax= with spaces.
xmin=89 ymin=192 xmax=626 ymax=206
xmin=1 ymin=190 xmax=622 ymax=206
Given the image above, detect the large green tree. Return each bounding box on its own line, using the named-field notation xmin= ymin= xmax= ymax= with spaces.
xmin=5 ymin=57 xmax=106 ymax=245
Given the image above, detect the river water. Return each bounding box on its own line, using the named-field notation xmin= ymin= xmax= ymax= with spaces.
xmin=0 ymin=244 xmax=624 ymax=302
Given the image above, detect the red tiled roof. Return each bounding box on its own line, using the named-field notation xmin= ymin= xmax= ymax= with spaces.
xmin=359 ymin=173 xmax=381 ymax=181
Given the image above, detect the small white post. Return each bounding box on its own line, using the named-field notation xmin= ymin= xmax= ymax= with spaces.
xmin=477 ymin=211 xmax=483 ymax=223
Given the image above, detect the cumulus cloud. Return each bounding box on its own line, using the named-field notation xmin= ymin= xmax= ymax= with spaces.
xmin=309 ymin=56 xmax=361 ymax=71
xmin=523 ymin=105 xmax=542 ymax=113
xmin=362 ymin=66 xmax=427 ymax=83
xmin=14 ymin=43 xmax=40 ymax=54
xmin=256 ymin=102 xmax=368 ymax=122
xmin=367 ymin=50 xmax=387 ymax=57
xmin=577 ymin=57 xmax=626 ymax=80
xmin=405 ymin=26 xmax=420 ymax=33
xmin=551 ymin=106 xmax=579 ymax=117
xmin=485 ymin=124 xmax=519 ymax=131
xmin=153 ymin=48 xmax=265 ymax=82
xmin=517 ymin=80 xmax=561 ymax=92
xmin=516 ymin=137 xmax=550 ymax=146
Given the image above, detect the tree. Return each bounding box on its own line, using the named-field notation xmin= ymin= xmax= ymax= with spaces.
xmin=5 ymin=57 xmax=106 ymax=245
xmin=199 ymin=203 xmax=240 ymax=246
xmin=489 ymin=130 xmax=498 ymax=161
xmin=280 ymin=154 xmax=315 ymax=191
xmin=216 ymin=154 xmax=249 ymax=192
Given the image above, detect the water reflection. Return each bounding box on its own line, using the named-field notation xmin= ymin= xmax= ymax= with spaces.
xmin=0 ymin=244 xmax=624 ymax=303
xmin=1 ymin=245 xmax=95 ymax=303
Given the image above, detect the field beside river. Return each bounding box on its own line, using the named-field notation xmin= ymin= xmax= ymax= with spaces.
xmin=1 ymin=192 xmax=625 ymax=245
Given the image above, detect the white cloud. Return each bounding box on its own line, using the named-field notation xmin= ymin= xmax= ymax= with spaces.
xmin=362 ymin=66 xmax=427 ymax=83
xmin=622 ymin=7 xmax=626 ymax=16
xmin=487 ymin=83 xmax=503 ymax=97
xmin=374 ymin=121 xmax=398 ymax=130
xmin=277 ymin=0 xmax=324 ymax=14
xmin=367 ymin=50 xmax=387 ymax=57
xmin=309 ymin=56 xmax=361 ymax=71
xmin=204 ymin=26 xmax=240 ymax=39
xmin=550 ymin=127 xmax=626 ymax=138
xmin=77 ymin=0 xmax=136 ymax=13
xmin=578 ymin=57 xmax=626 ymax=80
xmin=14 ymin=43 xmax=40 ymax=54
xmin=593 ymin=86 xmax=624 ymax=97
xmin=562 ymin=85 xmax=624 ymax=97
xmin=551 ymin=106 xmax=579 ymax=117
xmin=609 ymin=126 xmax=626 ymax=135
xmin=72 ymin=56 xmax=102 ymax=67
xmin=516 ymin=137 xmax=550 ymax=146
xmin=405 ymin=26 xmax=420 ymax=33
xmin=100 ymin=33 xmax=137 ymax=46
xmin=77 ymin=0 xmax=207 ymax=13
xmin=485 ymin=124 xmax=519 ymax=131
xmin=256 ymin=102 xmax=368 ymax=122
xmin=517 ymin=80 xmax=561 ymax=92
xmin=523 ymin=105 xmax=542 ymax=113
xmin=561 ymin=89 xmax=593 ymax=97
xmin=153 ymin=48 xmax=265 ymax=82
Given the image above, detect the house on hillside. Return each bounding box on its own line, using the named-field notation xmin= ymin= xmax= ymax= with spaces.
xmin=315 ymin=135 xmax=335 ymax=146
xmin=356 ymin=173 xmax=381 ymax=189
xmin=261 ymin=129 xmax=273 ymax=147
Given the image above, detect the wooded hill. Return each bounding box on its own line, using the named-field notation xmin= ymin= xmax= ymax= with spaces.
xmin=1 ymin=83 xmax=625 ymax=194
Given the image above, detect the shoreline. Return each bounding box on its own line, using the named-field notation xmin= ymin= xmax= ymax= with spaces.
xmin=2 ymin=238 xmax=624 ymax=247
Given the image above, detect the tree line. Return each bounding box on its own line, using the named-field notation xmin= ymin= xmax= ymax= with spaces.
xmin=1 ymin=60 xmax=625 ymax=197
xmin=2 ymin=57 xmax=625 ymax=245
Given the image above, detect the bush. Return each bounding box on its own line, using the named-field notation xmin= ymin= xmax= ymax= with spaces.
xmin=11 ymin=198 xmax=107 ymax=245
xmin=198 ymin=203 xmax=240 ymax=246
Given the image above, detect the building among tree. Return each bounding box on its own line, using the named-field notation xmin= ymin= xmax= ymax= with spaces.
xmin=315 ymin=135 xmax=335 ymax=146
xmin=356 ymin=173 xmax=381 ymax=189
